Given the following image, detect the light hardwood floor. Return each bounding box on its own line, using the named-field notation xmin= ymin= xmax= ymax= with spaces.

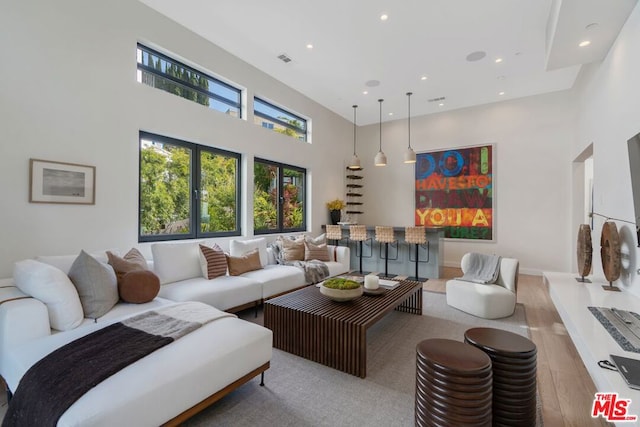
xmin=426 ymin=267 xmax=611 ymax=427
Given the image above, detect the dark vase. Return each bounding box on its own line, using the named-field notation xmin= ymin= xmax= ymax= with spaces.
xmin=330 ymin=210 xmax=341 ymax=225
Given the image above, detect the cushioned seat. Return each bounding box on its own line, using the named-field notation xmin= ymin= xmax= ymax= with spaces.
xmin=158 ymin=276 xmax=262 ymax=312
xmin=446 ymin=253 xmax=519 ymax=319
xmin=242 ymin=265 xmax=305 ymax=299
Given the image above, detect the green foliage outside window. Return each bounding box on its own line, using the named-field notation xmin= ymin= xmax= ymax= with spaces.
xmin=253 ymin=161 xmax=305 ymax=232
xmin=140 ymin=145 xmax=191 ymax=235
xmin=139 ymin=139 xmax=238 ymax=237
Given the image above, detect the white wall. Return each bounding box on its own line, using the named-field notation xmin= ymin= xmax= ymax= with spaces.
xmin=573 ymin=3 xmax=640 ymax=296
xmin=0 ymin=0 xmax=352 ymax=278
xmin=357 ymin=91 xmax=577 ymax=275
xmin=4 ymin=0 xmax=637 ymax=282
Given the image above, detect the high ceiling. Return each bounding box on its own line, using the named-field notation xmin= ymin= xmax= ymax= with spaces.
xmin=139 ymin=0 xmax=637 ymax=125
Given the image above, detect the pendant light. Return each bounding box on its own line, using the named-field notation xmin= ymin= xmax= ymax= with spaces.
xmin=374 ymin=99 xmax=387 ymax=166
xmin=347 ymin=105 xmax=361 ymax=170
xmin=404 ymin=92 xmax=417 ymax=164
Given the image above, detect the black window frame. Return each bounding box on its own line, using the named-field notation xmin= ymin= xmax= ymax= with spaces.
xmin=137 ymin=44 xmax=242 ymax=118
xmin=254 ymin=158 xmax=307 ymax=235
xmin=253 ymin=97 xmax=308 ymax=141
xmin=138 ymin=131 xmax=242 ymax=242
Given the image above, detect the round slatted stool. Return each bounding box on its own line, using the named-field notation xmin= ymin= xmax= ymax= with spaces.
xmin=415 ymin=339 xmax=493 ymax=427
xmin=464 ymin=327 xmax=537 ymax=427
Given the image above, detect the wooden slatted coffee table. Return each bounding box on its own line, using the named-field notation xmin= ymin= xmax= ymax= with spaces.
xmin=264 ymin=279 xmax=423 ymax=378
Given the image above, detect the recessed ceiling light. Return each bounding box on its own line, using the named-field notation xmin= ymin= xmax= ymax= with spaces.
xmin=579 ymin=40 xmax=591 ymax=47
xmin=585 ymin=23 xmax=599 ymax=31
xmin=499 ymin=91 xmax=505 ymax=96
xmin=420 ymin=76 xmax=428 ymax=81
xmin=306 ymin=43 xmax=313 ymax=49
xmin=388 ymin=112 xmax=393 ymax=116
xmin=363 ymin=90 xmax=368 ymax=95
xmin=497 ymin=75 xmax=506 ymax=80
xmin=495 ymin=58 xmax=503 ymax=63
xmin=380 ymin=14 xmax=388 ymax=21
xmin=365 ymin=80 xmax=380 ymax=87
xmin=438 ymin=103 xmax=444 ymax=107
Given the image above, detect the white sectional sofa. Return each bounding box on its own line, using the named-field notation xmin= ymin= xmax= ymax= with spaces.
xmin=153 ymin=240 xmax=350 ymax=312
xmin=0 ymin=238 xmax=351 ymax=425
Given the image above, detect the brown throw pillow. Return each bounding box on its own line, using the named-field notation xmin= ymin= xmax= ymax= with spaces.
xmin=107 ymin=248 xmax=148 ymax=285
xmin=278 ymin=236 xmax=305 ymax=261
xmin=119 ymin=270 xmax=160 ymax=304
xmin=199 ymin=244 xmax=227 ymax=279
xmin=226 ymin=248 xmax=262 ymax=276
xmin=304 ymin=241 xmax=331 ymax=262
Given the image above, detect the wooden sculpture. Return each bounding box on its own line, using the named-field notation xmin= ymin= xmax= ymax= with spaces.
xmin=600 ymin=221 xmax=622 ymax=291
xmin=576 ymin=224 xmax=592 ymax=282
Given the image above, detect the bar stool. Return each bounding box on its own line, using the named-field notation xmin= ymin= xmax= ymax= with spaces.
xmin=375 ymin=226 xmax=397 ymax=279
xmin=325 ymin=224 xmax=344 ymax=246
xmin=405 ymin=226 xmax=429 ymax=282
xmin=349 ymin=225 xmax=371 ymax=275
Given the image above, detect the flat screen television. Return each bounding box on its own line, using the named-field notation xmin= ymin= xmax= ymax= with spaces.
xmin=628 ymin=131 xmax=640 ymax=246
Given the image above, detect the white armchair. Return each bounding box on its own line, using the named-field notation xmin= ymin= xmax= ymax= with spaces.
xmin=445 ymin=253 xmax=519 ymax=319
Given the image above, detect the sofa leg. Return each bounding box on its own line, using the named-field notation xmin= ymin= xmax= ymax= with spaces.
xmin=260 ymin=372 xmax=265 ymax=387
xmin=254 ymin=302 xmax=259 ymax=318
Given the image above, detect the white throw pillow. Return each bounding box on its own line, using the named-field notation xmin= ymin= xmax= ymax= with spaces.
xmin=230 ymin=238 xmax=268 ymax=267
xmin=305 ymin=233 xmax=326 ymax=246
xmin=151 ymin=241 xmax=203 ymax=285
xmin=13 ymin=259 xmax=84 ymax=331
xmin=36 ymin=250 xmax=114 ymax=275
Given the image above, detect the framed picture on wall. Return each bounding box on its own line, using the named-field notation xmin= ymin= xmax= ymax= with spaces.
xmin=29 ymin=159 xmax=95 ymax=205
xmin=414 ymin=144 xmax=494 ymax=241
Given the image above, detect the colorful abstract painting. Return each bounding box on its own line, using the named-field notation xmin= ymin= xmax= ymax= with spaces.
xmin=415 ymin=145 xmax=494 ymax=240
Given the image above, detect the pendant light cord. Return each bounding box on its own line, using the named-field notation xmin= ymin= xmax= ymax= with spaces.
xmin=407 ymin=92 xmax=412 ymax=149
xmin=352 ymin=105 xmax=357 ymax=155
xmin=378 ymin=99 xmax=383 ymax=151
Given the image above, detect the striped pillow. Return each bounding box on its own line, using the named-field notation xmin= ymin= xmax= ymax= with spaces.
xmin=199 ymin=244 xmax=228 ymax=279
xmin=304 ymin=241 xmax=331 ymax=262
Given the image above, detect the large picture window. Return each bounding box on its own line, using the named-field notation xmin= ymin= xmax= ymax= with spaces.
xmin=253 ymin=97 xmax=308 ymax=141
xmin=139 ymin=131 xmax=241 ymax=242
xmin=254 ymin=159 xmax=306 ymax=234
xmin=137 ymin=44 xmax=242 ymax=118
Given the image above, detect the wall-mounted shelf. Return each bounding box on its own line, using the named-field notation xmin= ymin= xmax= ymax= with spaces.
xmin=345 ymin=166 xmax=364 ymax=221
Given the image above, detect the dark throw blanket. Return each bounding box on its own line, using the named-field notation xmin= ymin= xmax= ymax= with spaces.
xmin=3 ymin=302 xmax=229 ymax=427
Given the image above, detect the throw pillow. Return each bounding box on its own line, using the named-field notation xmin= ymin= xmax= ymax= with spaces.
xmin=151 ymin=241 xmax=203 ymax=285
xmin=36 ymin=250 xmax=114 ymax=275
xmin=304 ymin=241 xmax=331 ymax=262
xmin=199 ymin=244 xmax=227 ymax=279
xmin=229 ymin=238 xmax=268 ymax=267
xmin=107 ymin=248 xmax=148 ymax=285
xmin=119 ymin=270 xmax=160 ymax=303
xmin=305 ymin=233 xmax=326 ymax=246
xmin=278 ymin=236 xmax=305 ymax=261
xmin=13 ymin=259 xmax=84 ymax=331
xmin=68 ymin=250 xmax=119 ymax=319
xmin=280 ymin=239 xmax=304 ymax=261
xmin=226 ymin=248 xmax=263 ymax=276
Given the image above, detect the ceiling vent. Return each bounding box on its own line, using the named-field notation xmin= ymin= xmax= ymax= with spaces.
xmin=277 ymin=53 xmax=292 ymax=63
xmin=428 ymin=96 xmax=446 ymax=103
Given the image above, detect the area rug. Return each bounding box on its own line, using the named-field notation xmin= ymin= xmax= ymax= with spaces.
xmin=186 ymin=291 xmax=537 ymax=426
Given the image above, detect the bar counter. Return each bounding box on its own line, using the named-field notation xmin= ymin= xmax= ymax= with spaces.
xmin=324 ymin=225 xmax=444 ymax=279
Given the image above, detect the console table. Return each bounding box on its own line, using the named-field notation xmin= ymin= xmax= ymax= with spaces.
xmin=545 ymin=272 xmax=640 ymax=424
